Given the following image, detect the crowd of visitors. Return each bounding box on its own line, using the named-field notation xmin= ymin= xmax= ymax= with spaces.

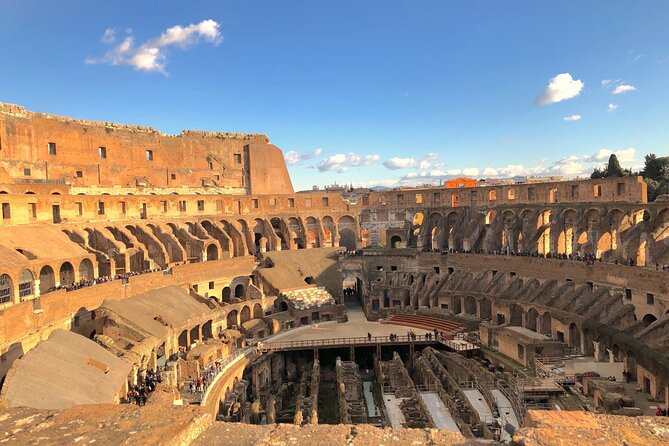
xmin=126 ymin=368 xmax=162 ymax=406
xmin=422 ymin=247 xmax=669 ymax=270
xmin=45 ymin=268 xmax=164 ymax=294
xmin=187 ymin=361 xmax=222 ymax=397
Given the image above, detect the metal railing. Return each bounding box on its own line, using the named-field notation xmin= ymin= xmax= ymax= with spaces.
xmin=257 ymin=334 xmax=436 ymax=352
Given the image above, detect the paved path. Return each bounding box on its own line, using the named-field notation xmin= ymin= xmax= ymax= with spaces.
xmin=463 ymin=389 xmax=494 ymax=423
xmin=262 ymin=303 xmax=429 ymax=345
xmin=382 ymin=394 xmax=406 ymax=428
xmin=492 ymin=389 xmax=520 ymax=442
xmin=419 ymin=392 xmax=460 ymax=433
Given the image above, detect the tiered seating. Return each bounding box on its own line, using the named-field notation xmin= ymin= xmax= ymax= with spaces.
xmin=281 ymin=286 xmax=335 ymax=310
xmin=386 ymin=314 xmax=462 ymax=334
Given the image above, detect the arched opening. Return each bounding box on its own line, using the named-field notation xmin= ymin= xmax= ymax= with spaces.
xmin=569 ymin=323 xmax=581 ymax=350
xmin=526 ymin=308 xmax=539 ymax=332
xmin=226 ymin=310 xmax=238 ymax=328
xmin=59 ymin=262 xmax=75 ymax=286
xmin=271 ymin=217 xmax=289 ymax=250
xmin=464 ymin=296 xmax=477 ymax=315
xmin=189 ymin=326 xmax=200 ymax=344
xmin=480 ymin=298 xmax=492 ymax=319
xmin=338 ymin=216 xmax=356 ymax=251
xmin=253 ymin=303 xmax=263 ymax=319
xmin=540 ymin=312 xmax=552 ymax=335
xmin=206 ymin=244 xmax=219 ymax=261
xmin=234 ymin=284 xmax=245 ymax=298
xmin=338 ymin=229 xmax=356 ymax=251
xmin=202 ymin=320 xmax=213 ymax=340
xmin=240 ymin=305 xmax=251 ymax=324
xmin=222 ymin=287 xmax=231 ymax=303
xmin=390 ymin=235 xmax=403 ymax=249
xmin=178 ymin=330 xmax=188 ymax=348
xmin=642 ymin=314 xmax=657 ymax=327
xmin=304 ymin=276 xmax=316 ymax=285
xmin=510 ymin=304 xmax=523 ymax=326
xmin=0 ymin=274 xmax=14 ymax=304
xmin=18 ymin=269 xmax=34 ymax=299
xmin=39 ymin=265 xmax=55 ymax=294
xmin=279 ymin=301 xmax=289 ymax=312
xmin=451 ymin=295 xmax=461 ymax=313
xmin=78 ymin=259 xmax=94 ymax=281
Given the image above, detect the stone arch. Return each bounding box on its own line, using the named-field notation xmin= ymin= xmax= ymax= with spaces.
xmin=540 ymin=312 xmax=552 ymax=335
xmin=202 ymin=320 xmax=213 ymax=340
xmin=17 ymin=269 xmax=34 ymax=299
xmin=222 ymin=287 xmax=231 ymax=303
xmin=287 ymin=217 xmax=305 ymax=249
xmin=304 ymin=216 xmax=320 ymax=248
xmin=526 ymin=308 xmax=539 ymax=331
xmin=226 ymin=310 xmax=238 ymax=328
xmin=390 ymin=235 xmax=403 ymax=249
xmin=253 ymin=303 xmax=263 ymax=319
xmin=642 ymin=313 xmax=657 ymax=327
xmin=480 ymin=298 xmax=492 ymax=319
xmin=321 ymin=216 xmax=335 ymax=247
xmin=206 ymin=244 xmax=219 ymax=261
xmin=451 ymin=295 xmax=461 ymax=313
xmin=270 ymin=217 xmax=289 ymax=250
xmin=78 ymin=258 xmax=94 ymax=281
xmin=59 ymin=262 xmax=75 ymax=286
xmin=338 ymin=216 xmax=357 ymax=251
xmin=234 ymin=284 xmax=245 ymax=298
xmin=178 ymin=330 xmax=188 ymax=348
xmin=464 ymin=296 xmax=477 ymax=315
xmin=252 ymin=218 xmax=267 ymax=253
xmin=0 ymin=274 xmax=14 ymax=304
xmin=39 ymin=265 xmax=55 ymax=294
xmin=510 ymin=304 xmax=523 ymax=326
xmin=412 ymin=212 xmax=424 ymax=234
xmin=240 ymin=305 xmax=251 ymax=324
xmin=569 ymin=322 xmax=581 ymax=349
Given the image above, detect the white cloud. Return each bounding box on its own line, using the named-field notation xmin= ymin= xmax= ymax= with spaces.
xmin=284 ymin=148 xmax=322 ymax=165
xmin=383 ymin=157 xmax=417 ymax=170
xmin=418 ymin=160 xmax=432 ymax=169
xmin=383 ymin=152 xmax=440 ymax=170
xmin=536 ymin=73 xmax=584 ymax=105
xmin=584 ymin=147 xmax=636 ymax=163
xmin=462 ymin=167 xmax=480 ymax=176
xmin=563 ymin=114 xmax=582 ymax=121
xmin=86 ymin=19 xmax=222 ymax=74
xmin=549 ymin=156 xmax=585 ymax=175
xmin=608 ymin=103 xmax=618 ymax=111
xmin=613 ymin=83 xmax=636 ymax=94
xmin=101 ymin=28 xmax=116 ymax=44
xmin=601 ymin=79 xmax=614 ymax=87
xmin=317 ymin=153 xmax=380 ymax=172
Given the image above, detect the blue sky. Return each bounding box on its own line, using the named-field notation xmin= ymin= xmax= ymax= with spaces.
xmin=1 ymin=0 xmax=668 ymax=191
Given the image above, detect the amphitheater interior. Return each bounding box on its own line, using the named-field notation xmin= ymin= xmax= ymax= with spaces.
xmin=0 ymin=102 xmax=667 ymax=445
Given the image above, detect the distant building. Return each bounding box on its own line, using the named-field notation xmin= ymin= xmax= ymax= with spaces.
xmin=445 ymin=177 xmax=478 ymax=189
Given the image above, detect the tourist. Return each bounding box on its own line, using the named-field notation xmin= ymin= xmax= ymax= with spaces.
xmin=367 ymin=332 xmax=372 ymax=341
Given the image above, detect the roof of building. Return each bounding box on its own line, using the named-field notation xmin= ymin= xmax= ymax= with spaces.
xmin=503 ymin=326 xmax=554 ymax=342
xmin=0 ymin=225 xmax=90 ymax=269
xmin=0 ymin=329 xmax=132 ymax=410
xmin=257 ymin=247 xmax=343 ymax=294
xmin=99 ymin=286 xmax=214 ymax=340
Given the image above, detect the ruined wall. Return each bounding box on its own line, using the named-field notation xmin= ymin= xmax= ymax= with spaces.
xmin=0 ymin=102 xmax=293 ymax=194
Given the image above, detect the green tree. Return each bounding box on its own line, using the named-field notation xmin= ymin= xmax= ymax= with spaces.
xmin=607 ymin=154 xmax=624 ymax=177
xmin=641 ymin=154 xmax=669 ymax=201
xmin=590 ymin=154 xmax=630 ymax=179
